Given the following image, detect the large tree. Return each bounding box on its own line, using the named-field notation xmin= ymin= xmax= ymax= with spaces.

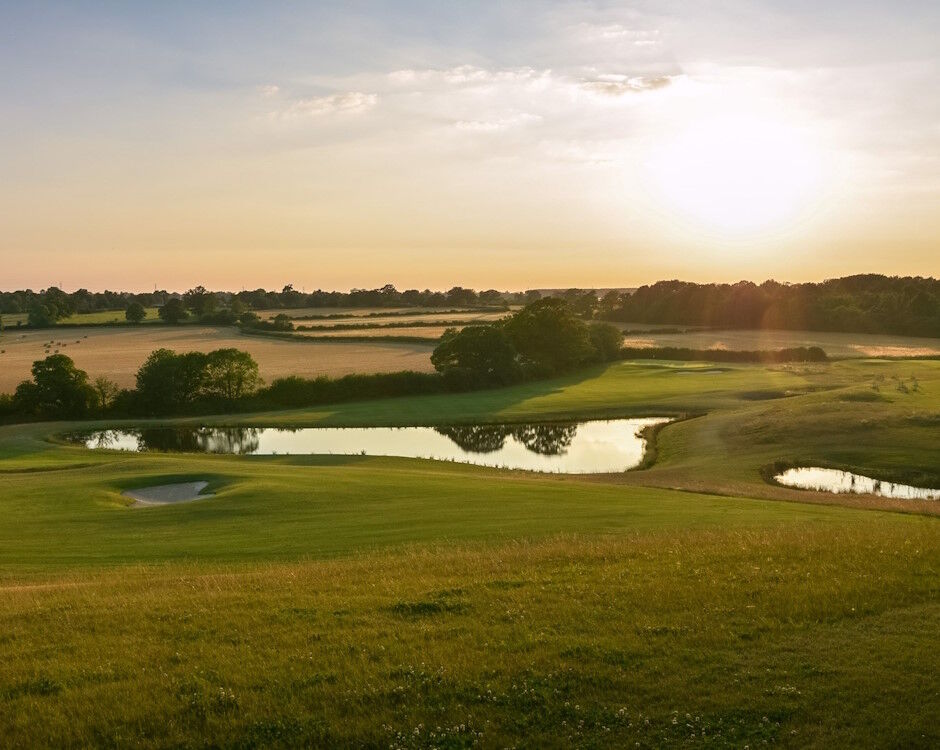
xmin=204 ymin=348 xmax=262 ymax=401
xmin=125 ymin=301 xmax=146 ymax=323
xmin=183 ymin=285 xmax=218 ymax=317
xmin=158 ymin=298 xmax=188 ymax=324
xmin=134 ymin=349 xmax=208 ymax=413
xmin=431 ymin=325 xmax=520 ymax=384
xmin=13 ymin=354 xmax=94 ymax=417
xmin=503 ymin=298 xmax=594 ymax=375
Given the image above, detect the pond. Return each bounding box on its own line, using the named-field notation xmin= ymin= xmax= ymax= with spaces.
xmin=71 ymin=418 xmax=671 ymax=474
xmin=775 ymin=467 xmax=940 ymax=501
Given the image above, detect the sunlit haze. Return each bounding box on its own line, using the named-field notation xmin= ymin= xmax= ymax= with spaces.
xmin=1 ymin=1 xmax=937 ymax=290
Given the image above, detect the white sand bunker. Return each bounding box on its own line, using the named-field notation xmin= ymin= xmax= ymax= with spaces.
xmin=123 ymin=481 xmax=212 ymax=507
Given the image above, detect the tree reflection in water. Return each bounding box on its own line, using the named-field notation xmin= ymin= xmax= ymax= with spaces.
xmin=85 ymin=430 xmax=125 ymax=450
xmin=135 ymin=427 xmax=262 ymax=454
xmin=434 ymin=423 xmax=578 ymax=455
xmin=434 ymin=425 xmax=511 ymax=453
xmin=509 ymin=424 xmax=577 ymax=455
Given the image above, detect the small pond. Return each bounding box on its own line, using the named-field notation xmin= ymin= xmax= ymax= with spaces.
xmin=71 ymin=418 xmax=671 ymax=474
xmin=775 ymin=467 xmax=940 ymax=501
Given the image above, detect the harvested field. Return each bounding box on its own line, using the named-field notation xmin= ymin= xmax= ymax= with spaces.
xmin=297 ymin=325 xmax=450 ymax=340
xmin=615 ymin=325 xmax=940 ymax=358
xmin=0 ymin=326 xmax=434 ymax=390
xmin=297 ymin=311 xmax=509 ymax=328
xmin=258 ymin=306 xmax=481 ymax=320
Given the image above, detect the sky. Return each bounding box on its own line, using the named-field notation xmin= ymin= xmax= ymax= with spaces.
xmin=1 ymin=0 xmax=937 ymax=292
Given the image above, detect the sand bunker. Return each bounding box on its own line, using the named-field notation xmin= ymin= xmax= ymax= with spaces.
xmin=123 ymin=481 xmax=212 ymax=506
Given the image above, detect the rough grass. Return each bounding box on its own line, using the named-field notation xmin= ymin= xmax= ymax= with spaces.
xmin=1 ymin=523 xmax=937 ymax=748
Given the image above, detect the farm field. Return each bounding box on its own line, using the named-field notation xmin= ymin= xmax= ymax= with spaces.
xmin=297 ymin=311 xmax=508 ymax=328
xmin=259 ymin=306 xmax=508 ymax=321
xmin=615 ymin=324 xmax=940 ymax=358
xmin=1 ymin=358 xmax=938 ymax=746
xmin=297 ymin=324 xmax=451 ymax=339
xmin=1 ymin=307 xmax=163 ymax=327
xmin=0 ymin=325 xmax=434 ymax=390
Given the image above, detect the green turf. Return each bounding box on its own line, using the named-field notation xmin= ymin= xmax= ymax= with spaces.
xmin=1 ymin=358 xmax=938 ymax=746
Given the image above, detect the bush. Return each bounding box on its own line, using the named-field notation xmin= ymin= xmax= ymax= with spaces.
xmin=617 ymin=346 xmax=828 ymax=363
xmin=199 ymin=308 xmax=238 ymax=326
xmin=259 ymin=371 xmax=447 ymax=409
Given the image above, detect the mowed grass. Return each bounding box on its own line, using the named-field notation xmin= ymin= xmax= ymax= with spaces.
xmin=1 ymin=358 xmax=938 ymax=746
xmin=616 ymin=325 xmax=940 ymax=358
xmin=0 ymin=325 xmax=434 ymax=390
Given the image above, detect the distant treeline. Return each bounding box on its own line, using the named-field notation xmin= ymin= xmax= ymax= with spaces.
xmin=3 ymin=275 xmax=937 ymax=338
xmin=0 ymin=284 xmax=533 ymax=324
xmin=597 ymin=275 xmax=939 ymax=337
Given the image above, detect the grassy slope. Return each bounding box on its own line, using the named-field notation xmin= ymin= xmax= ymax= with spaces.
xmin=1 ymin=359 xmax=938 ymax=747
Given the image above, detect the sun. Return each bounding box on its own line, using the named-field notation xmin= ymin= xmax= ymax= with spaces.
xmin=646 ymin=112 xmax=824 ymax=235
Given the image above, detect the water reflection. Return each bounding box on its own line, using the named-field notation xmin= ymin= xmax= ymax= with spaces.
xmin=69 ymin=418 xmax=670 ymax=474
xmin=775 ymin=467 xmax=939 ymax=501
xmin=433 ymin=423 xmax=577 ymax=455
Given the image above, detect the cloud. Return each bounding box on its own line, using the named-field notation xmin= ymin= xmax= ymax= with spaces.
xmin=388 ymin=65 xmax=550 ymax=88
xmin=574 ymin=23 xmax=661 ymax=46
xmin=580 ymin=75 xmax=675 ymax=96
xmin=270 ymin=91 xmax=377 ymax=120
xmin=539 ymin=140 xmax=616 ymax=166
xmin=455 ymin=113 xmax=542 ymax=133
xmin=258 ymin=84 xmax=280 ymax=97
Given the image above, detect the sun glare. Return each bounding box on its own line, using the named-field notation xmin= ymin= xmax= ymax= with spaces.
xmin=647 ymin=113 xmax=824 ymax=235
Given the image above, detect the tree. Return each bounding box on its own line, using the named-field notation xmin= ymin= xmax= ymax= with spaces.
xmin=431 ymin=325 xmax=520 ymax=384
xmin=134 ymin=349 xmax=208 ymax=413
xmin=272 ymin=313 xmax=294 ymax=331
xmin=91 ymin=376 xmax=121 ymax=412
xmin=41 ymin=287 xmax=74 ymax=318
xmin=158 ymin=298 xmax=188 ymax=324
xmin=28 ymin=303 xmax=57 ymax=327
xmin=503 ymin=298 xmax=594 ymax=375
xmin=183 ymin=286 xmax=217 ymax=317
xmin=125 ymin=301 xmax=146 ymax=323
xmin=587 ymin=322 xmax=623 ymax=361
xmin=12 ymin=354 xmax=94 ymax=418
xmin=204 ymin=348 xmax=261 ymax=401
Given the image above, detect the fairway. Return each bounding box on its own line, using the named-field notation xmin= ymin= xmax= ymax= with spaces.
xmin=0 ymin=325 xmax=434 ymax=390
